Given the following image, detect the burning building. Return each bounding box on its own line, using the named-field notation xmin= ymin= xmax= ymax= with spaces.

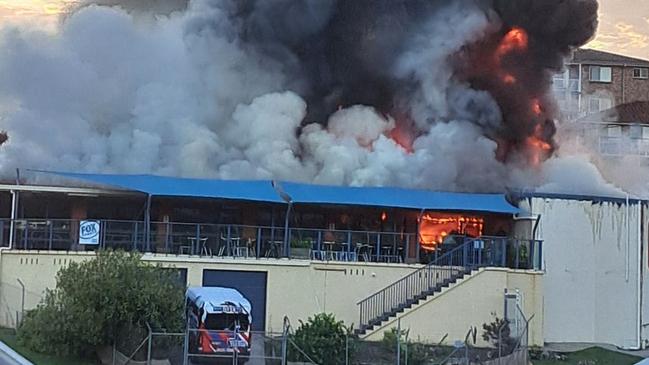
xmin=1 ymin=0 xmax=646 ymax=357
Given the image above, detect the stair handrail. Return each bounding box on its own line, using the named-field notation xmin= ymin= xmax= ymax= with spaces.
xmin=356 ymin=236 xmax=479 ymax=305
xmin=356 ymin=236 xmax=481 ymax=330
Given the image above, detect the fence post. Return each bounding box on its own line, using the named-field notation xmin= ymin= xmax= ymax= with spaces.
xmin=345 ymin=332 xmax=349 ymax=365
xmin=146 ymin=323 xmax=152 ymax=365
xmin=16 ymin=279 xmax=24 ymax=326
xmin=182 ymin=319 xmax=189 ymax=365
xmin=396 ymin=318 xmax=401 ymax=365
xmin=281 ymin=330 xmax=288 ymax=365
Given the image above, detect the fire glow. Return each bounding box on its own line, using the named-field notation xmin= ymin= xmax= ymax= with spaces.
xmin=496 ymin=27 xmax=528 ymax=60
xmin=418 ymin=213 xmax=484 ymax=251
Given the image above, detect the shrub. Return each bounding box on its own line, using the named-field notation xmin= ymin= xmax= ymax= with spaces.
xmin=289 ymin=313 xmax=353 ymax=365
xmin=17 ymin=250 xmax=185 ymax=358
xmin=481 ymin=316 xmax=517 ymax=356
xmin=381 ymin=327 xmax=430 ymax=365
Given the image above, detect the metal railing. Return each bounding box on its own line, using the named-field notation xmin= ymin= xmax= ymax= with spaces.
xmin=0 ymin=218 xmax=416 ymax=263
xmin=357 ymin=236 xmax=542 ymax=332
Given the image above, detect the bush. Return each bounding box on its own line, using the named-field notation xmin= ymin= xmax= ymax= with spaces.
xmin=481 ymin=316 xmax=517 ymax=356
xmin=381 ymin=327 xmax=430 ymax=365
xmin=289 ymin=313 xmax=353 ymax=365
xmin=17 ymin=250 xmax=185 ymax=358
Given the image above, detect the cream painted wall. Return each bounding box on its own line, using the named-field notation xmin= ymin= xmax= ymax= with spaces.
xmin=0 ymin=251 xmax=418 ymax=331
xmin=530 ymin=197 xmax=646 ymax=349
xmin=362 ymin=268 xmax=543 ymax=347
xmin=0 ymin=251 xmax=543 ymax=346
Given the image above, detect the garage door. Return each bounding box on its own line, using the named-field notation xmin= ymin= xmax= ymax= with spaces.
xmin=202 ymin=269 xmax=268 ymax=331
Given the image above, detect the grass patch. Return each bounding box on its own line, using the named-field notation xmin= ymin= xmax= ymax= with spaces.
xmin=0 ymin=328 xmax=95 ymax=365
xmin=533 ymin=346 xmax=643 ymax=365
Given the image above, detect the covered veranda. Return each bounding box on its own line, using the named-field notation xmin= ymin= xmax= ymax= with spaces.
xmin=1 ymin=171 xmax=533 ymax=266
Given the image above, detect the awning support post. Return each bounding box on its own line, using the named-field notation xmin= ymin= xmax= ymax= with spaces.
xmin=283 ymin=202 xmax=292 ymax=257
xmin=144 ymin=194 xmax=152 ymax=252
xmin=416 ymin=208 xmax=425 ymax=262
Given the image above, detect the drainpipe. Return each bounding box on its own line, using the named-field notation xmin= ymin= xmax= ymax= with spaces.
xmin=626 ymin=194 xmax=630 ymax=282
xmin=578 ymin=63 xmax=583 ymax=114
xmin=7 ymin=190 xmax=17 ymax=250
xmin=635 ymin=203 xmax=642 ymax=350
xmin=622 ymin=64 xmax=627 ymax=104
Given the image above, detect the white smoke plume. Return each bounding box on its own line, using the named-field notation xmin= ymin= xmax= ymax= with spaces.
xmin=0 ymin=0 xmax=625 ymax=197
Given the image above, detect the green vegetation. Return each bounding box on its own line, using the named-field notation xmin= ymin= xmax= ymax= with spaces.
xmin=288 ymin=313 xmax=354 ymax=365
xmin=533 ymin=347 xmax=642 ymax=365
xmin=0 ymin=328 xmax=92 ymax=365
xmin=17 ymin=250 xmax=185 ymax=359
xmin=481 ymin=316 xmax=516 ymax=355
xmin=381 ymin=327 xmax=432 ymax=365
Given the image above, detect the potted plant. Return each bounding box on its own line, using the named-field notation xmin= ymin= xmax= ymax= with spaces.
xmin=290 ymin=237 xmax=313 ymax=259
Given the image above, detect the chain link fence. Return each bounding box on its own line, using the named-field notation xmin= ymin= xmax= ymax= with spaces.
xmin=0 ymin=280 xmax=44 ymax=329
xmin=108 ymin=318 xmax=317 ymax=365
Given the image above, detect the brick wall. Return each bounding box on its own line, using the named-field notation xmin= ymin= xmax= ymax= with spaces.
xmin=580 ymin=64 xmax=649 ymax=114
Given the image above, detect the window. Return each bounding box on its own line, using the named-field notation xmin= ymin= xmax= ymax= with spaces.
xmin=629 ymin=125 xmax=649 ymax=139
xmin=588 ymin=97 xmax=612 ymax=113
xmin=605 ymin=125 xmax=622 ymax=138
xmin=589 ymin=66 xmax=612 ymax=82
xmin=633 ymin=68 xmax=648 ymax=79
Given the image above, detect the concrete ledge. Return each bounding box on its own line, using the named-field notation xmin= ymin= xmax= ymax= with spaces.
xmin=0 ymin=341 xmax=33 ymax=365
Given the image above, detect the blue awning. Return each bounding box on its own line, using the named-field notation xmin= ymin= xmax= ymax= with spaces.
xmin=35 ymin=171 xmax=518 ymax=214
xmin=279 ymin=181 xmax=519 ymax=214
xmin=41 ymin=171 xmax=283 ymax=203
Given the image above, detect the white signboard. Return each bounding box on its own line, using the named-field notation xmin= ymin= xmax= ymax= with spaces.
xmin=79 ymin=220 xmax=100 ymax=245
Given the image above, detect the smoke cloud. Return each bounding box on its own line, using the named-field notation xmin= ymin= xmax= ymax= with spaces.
xmin=0 ymin=0 xmax=614 ymax=195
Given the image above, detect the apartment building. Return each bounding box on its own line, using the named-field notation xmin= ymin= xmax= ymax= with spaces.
xmin=553 ymin=49 xmax=649 ymax=120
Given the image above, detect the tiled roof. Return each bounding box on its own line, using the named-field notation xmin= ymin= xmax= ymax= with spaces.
xmin=571 ymin=49 xmax=649 ymax=67
xmin=578 ymin=101 xmax=649 ymax=125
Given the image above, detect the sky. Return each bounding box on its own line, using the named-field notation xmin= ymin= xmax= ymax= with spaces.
xmin=0 ymin=0 xmax=648 ymax=60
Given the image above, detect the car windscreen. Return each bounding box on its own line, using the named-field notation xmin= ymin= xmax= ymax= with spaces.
xmin=204 ymin=313 xmax=250 ymax=331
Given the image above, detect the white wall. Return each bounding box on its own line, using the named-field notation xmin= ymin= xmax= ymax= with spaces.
xmin=529 ymin=197 xmax=645 ymax=348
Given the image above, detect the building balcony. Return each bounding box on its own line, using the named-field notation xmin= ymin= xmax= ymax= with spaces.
xmin=0 ymin=218 xmax=542 ymax=270
xmin=552 ymin=77 xmax=580 ymax=92
xmin=598 ymin=136 xmax=649 ymax=157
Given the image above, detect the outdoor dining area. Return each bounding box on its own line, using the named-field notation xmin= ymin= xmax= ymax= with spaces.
xmin=0 ymin=171 xmax=529 ymax=266
xmin=4 ymin=218 xmax=416 ymax=263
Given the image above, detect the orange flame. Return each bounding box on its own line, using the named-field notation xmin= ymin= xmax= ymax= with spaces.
xmin=502 ymin=74 xmax=516 ymax=85
xmin=525 ymin=124 xmax=552 ymax=166
xmin=531 ymin=99 xmax=542 ymax=116
xmin=389 ymin=119 xmax=415 ymax=153
xmin=419 ymin=214 xmax=483 ymax=251
xmin=496 ymin=27 xmax=529 ymax=59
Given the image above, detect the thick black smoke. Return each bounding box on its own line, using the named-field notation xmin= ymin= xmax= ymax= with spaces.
xmin=0 ymin=0 xmax=606 ymax=193
xmin=232 ymin=0 xmax=598 ymax=160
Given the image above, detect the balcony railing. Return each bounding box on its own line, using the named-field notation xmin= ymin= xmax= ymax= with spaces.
xmin=0 ymin=219 xmax=417 ymax=263
xmin=552 ymin=77 xmax=580 ymax=92
xmin=599 ymin=136 xmax=649 ymax=157
xmin=0 ymin=219 xmax=542 ymax=267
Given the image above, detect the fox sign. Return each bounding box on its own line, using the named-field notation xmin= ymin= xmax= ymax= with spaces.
xmin=79 ymin=220 xmax=100 ymax=245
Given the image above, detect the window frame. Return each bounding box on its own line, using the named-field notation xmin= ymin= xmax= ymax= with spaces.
xmin=632 ymin=67 xmax=649 ymax=79
xmin=589 ymin=66 xmax=612 ymax=83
